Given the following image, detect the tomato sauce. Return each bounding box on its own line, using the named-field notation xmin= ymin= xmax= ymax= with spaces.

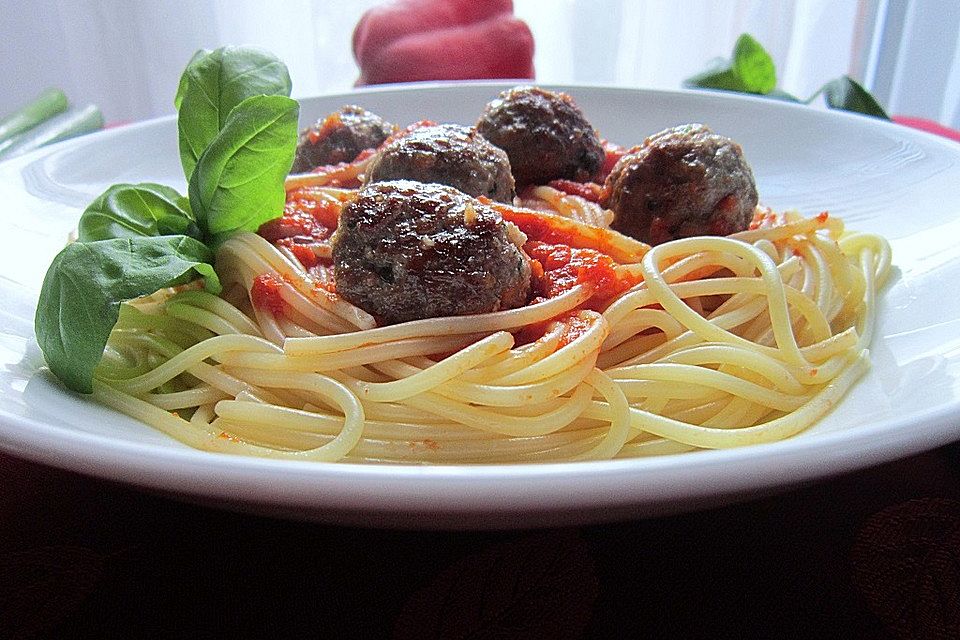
xmin=513 ymin=309 xmax=597 ymax=349
xmin=258 ymin=188 xmax=341 ymax=269
xmin=306 ymin=148 xmax=379 ymax=188
xmin=261 ymin=179 xmax=644 ymax=347
xmin=525 ymin=241 xmax=640 ymax=308
xmin=307 ymin=111 xmax=344 ymax=144
xmin=250 ymin=273 xmax=286 ymax=316
xmin=380 ymin=120 xmax=437 ymax=148
xmin=547 ymin=179 xmax=602 ymax=202
xmin=490 ymin=202 xmax=648 ymax=264
xmin=504 ymin=202 xmax=644 ymax=346
xmin=555 ymin=313 xmax=595 ymax=348
xmin=260 ymin=191 xmax=338 ymax=243
xmin=598 ymin=139 xmax=627 ymax=182
xmin=287 ymin=244 xmax=320 ymax=268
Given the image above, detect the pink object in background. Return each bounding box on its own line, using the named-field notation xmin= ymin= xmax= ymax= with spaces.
xmin=352 ymin=0 xmax=534 ymax=86
xmin=893 ymin=116 xmax=960 ymax=144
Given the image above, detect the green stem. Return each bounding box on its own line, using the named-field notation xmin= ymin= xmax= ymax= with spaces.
xmin=0 ymin=104 xmax=103 ymax=160
xmin=0 ymin=88 xmax=68 ymax=145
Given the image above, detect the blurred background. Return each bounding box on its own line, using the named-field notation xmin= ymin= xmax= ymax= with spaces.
xmin=1 ymin=0 xmax=958 ymax=128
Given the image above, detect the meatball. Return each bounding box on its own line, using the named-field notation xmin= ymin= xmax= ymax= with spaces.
xmin=476 ymin=86 xmax=604 ymax=186
xmin=332 ymin=180 xmax=531 ymax=324
xmin=291 ymin=105 xmax=395 ymax=173
xmin=603 ymin=124 xmax=758 ymax=246
xmin=364 ymin=124 xmax=515 ymax=203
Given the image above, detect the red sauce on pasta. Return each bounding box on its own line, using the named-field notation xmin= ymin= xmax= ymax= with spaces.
xmin=259 ymin=193 xmax=337 ymax=244
xmin=287 ymin=244 xmax=319 ymax=268
xmin=251 ymin=273 xmax=285 ymax=316
xmin=259 ymin=188 xmax=340 ymax=268
xmin=598 ymin=140 xmax=627 ymax=181
xmin=525 ymin=241 xmax=640 ymax=308
xmin=547 ymin=179 xmax=602 ymax=202
xmin=555 ymin=313 xmax=595 ymax=348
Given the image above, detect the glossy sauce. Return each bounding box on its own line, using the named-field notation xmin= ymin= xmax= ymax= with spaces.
xmin=251 ymin=273 xmax=286 ymax=316
xmin=306 ymin=111 xmax=344 ymax=144
xmin=525 ymin=240 xmax=640 ymax=309
xmin=260 ymin=189 xmax=338 ymax=242
xmin=258 ymin=188 xmax=340 ymax=270
xmin=598 ymin=140 xmax=627 ymax=181
xmin=547 ymin=179 xmax=602 ymax=202
xmin=555 ymin=313 xmax=595 ymax=348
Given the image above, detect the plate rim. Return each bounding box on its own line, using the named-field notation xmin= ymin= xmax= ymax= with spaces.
xmin=6 ymin=79 xmax=960 ymax=169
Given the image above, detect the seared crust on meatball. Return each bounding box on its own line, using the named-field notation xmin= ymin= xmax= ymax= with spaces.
xmin=476 ymin=86 xmax=604 ymax=186
xmin=604 ymin=124 xmax=758 ymax=245
xmin=332 ymin=180 xmax=531 ymax=325
xmin=364 ymin=124 xmax=515 ymax=203
xmin=291 ymin=105 xmax=395 ymax=173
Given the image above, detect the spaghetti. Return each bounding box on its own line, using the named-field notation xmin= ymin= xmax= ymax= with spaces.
xmin=89 ymin=177 xmax=891 ymax=464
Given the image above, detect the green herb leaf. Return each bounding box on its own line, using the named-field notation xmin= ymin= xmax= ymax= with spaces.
xmin=684 ymin=59 xmax=750 ymax=93
xmin=77 ymin=183 xmax=200 ymax=241
xmin=173 ymin=49 xmax=209 ymax=111
xmin=188 ymin=94 xmax=298 ymax=241
xmin=822 ymin=76 xmax=890 ymax=119
xmin=685 ymin=34 xmax=890 ymax=118
xmin=732 ymin=34 xmax=776 ymax=94
xmin=34 ymin=235 xmax=220 ymax=393
xmin=683 ymin=34 xmax=776 ymax=95
xmin=176 ymin=46 xmax=292 ymax=180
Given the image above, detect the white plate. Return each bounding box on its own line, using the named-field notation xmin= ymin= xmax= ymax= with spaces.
xmin=1 ymin=83 xmax=959 ymax=529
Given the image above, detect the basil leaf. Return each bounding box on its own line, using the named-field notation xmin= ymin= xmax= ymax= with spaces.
xmin=822 ymin=76 xmax=890 ymax=119
xmin=684 ymin=59 xmax=749 ymax=93
xmin=188 ymin=94 xmax=298 ymax=240
xmin=177 ymin=46 xmax=292 ymax=180
xmin=685 ymin=34 xmax=890 ymax=120
xmin=732 ymin=34 xmax=776 ymax=94
xmin=77 ymin=183 xmax=200 ymax=242
xmin=684 ymin=34 xmax=775 ymax=95
xmin=174 ymin=49 xmax=209 ymax=111
xmin=34 ymin=236 xmax=220 ymax=393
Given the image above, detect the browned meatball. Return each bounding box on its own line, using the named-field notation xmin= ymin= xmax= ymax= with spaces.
xmin=331 ymin=180 xmax=531 ymax=325
xmin=604 ymin=124 xmax=758 ymax=245
xmin=364 ymin=124 xmax=515 ymax=203
xmin=476 ymin=86 xmax=604 ymax=186
xmin=291 ymin=105 xmax=395 ymax=173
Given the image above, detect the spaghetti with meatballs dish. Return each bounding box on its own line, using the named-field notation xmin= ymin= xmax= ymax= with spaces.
xmin=34 ymin=48 xmax=891 ymax=464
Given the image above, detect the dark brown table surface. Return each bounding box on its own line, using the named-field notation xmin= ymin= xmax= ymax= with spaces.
xmin=2 ymin=444 xmax=959 ymax=639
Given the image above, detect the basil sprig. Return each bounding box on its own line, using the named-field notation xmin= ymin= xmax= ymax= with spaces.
xmin=76 ymin=182 xmax=200 ymax=242
xmin=176 ymin=46 xmax=292 ymax=180
xmin=685 ymin=33 xmax=889 ymax=119
xmin=189 ymin=94 xmax=299 ymax=241
xmin=35 ymin=46 xmax=299 ymax=393
xmin=685 ymin=34 xmax=776 ymax=95
xmin=36 ymin=237 xmax=220 ymax=393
